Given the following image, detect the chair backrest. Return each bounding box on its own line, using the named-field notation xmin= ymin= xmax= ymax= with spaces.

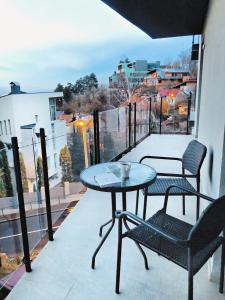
xmin=182 ymin=140 xmax=207 ymax=175
xmin=188 ymin=195 xmax=225 ymax=254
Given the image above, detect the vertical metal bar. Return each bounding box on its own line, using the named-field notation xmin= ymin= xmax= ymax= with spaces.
xmin=96 ymin=110 xmax=100 ymax=163
xmin=186 ymin=93 xmax=191 ymax=135
xmin=159 ymin=97 xmax=163 ymax=134
xmin=219 ymin=228 xmax=225 ymax=293
xmin=148 ymin=97 xmax=152 ymax=135
xmin=134 ymin=102 xmax=137 ymax=146
xmin=93 ymin=110 xmax=98 ymax=164
xmin=128 ymin=102 xmax=132 ymax=150
xmin=188 ymin=249 xmax=194 ymax=300
xmin=40 ymin=128 xmax=54 ymax=241
xmin=11 ymin=137 xmax=31 ymax=272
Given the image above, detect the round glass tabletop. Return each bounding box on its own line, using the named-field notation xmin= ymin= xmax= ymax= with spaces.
xmin=80 ymin=161 xmax=157 ymax=192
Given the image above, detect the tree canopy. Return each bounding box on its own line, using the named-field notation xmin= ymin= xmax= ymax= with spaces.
xmin=19 ymin=152 xmax=29 ymax=193
xmin=59 ymin=145 xmax=73 ymax=182
xmin=54 ymin=73 xmax=98 ymax=102
xmin=0 ymin=141 xmax=13 ymax=197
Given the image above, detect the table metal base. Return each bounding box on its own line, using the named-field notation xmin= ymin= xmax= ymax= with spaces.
xmin=92 ymin=191 xmax=149 ymax=270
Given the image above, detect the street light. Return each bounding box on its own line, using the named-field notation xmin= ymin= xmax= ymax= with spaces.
xmin=74 ymin=119 xmax=90 ymax=168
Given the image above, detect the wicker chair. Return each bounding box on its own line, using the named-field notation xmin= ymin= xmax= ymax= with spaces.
xmin=115 ymin=185 xmax=225 ymax=300
xmin=136 ymin=140 xmax=207 ymax=221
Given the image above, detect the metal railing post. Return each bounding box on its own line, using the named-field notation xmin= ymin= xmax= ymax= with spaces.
xmin=93 ymin=110 xmax=100 ymax=163
xmin=134 ymin=102 xmax=137 ymax=146
xmin=186 ymin=93 xmax=191 ymax=135
xmin=96 ymin=110 xmax=100 ymax=163
xmin=40 ymin=128 xmax=54 ymax=241
xmin=159 ymin=97 xmax=163 ymax=134
xmin=128 ymin=102 xmax=132 ymax=150
xmin=93 ymin=111 xmax=98 ymax=164
xmin=11 ymin=137 xmax=32 ymax=272
xmin=149 ymin=97 xmax=152 ymax=135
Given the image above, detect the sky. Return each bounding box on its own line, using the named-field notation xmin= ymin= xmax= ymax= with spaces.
xmin=0 ymin=0 xmax=192 ymax=95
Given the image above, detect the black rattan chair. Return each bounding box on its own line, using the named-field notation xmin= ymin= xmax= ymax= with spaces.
xmin=115 ymin=185 xmax=225 ymax=300
xmin=136 ymin=140 xmax=207 ymax=221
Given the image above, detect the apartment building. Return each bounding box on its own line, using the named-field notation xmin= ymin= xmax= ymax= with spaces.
xmin=109 ymin=59 xmax=160 ymax=88
xmin=0 ymin=82 xmax=67 ymax=189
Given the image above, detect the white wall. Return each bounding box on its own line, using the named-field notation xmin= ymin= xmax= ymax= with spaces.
xmin=11 ymin=92 xmax=63 ymax=142
xmin=198 ymin=0 xmax=225 ymax=198
xmin=0 ymin=95 xmax=15 ymax=143
xmin=0 ymin=91 xmax=67 ymax=188
xmin=197 ymin=0 xmax=225 ymax=282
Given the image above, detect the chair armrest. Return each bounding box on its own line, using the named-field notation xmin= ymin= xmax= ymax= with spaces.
xmin=165 ymin=184 xmax=215 ymax=202
xmin=157 ymin=173 xmax=196 ymax=178
xmin=140 ymin=155 xmax=182 ymax=163
xmin=163 ymin=184 xmax=215 ymax=212
xmin=115 ymin=210 xmax=189 ymax=247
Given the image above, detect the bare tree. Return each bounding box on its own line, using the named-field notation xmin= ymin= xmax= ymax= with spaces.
xmin=174 ymin=49 xmax=198 ymax=78
xmin=109 ymin=72 xmax=152 ymax=106
xmin=63 ymin=85 xmax=110 ymax=114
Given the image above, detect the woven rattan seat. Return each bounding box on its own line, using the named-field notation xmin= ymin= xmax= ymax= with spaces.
xmin=125 ymin=210 xmax=222 ymax=274
xmin=137 ymin=140 xmax=207 ymax=220
xmin=144 ymin=178 xmax=196 ymax=196
xmin=115 ymin=186 xmax=225 ymax=300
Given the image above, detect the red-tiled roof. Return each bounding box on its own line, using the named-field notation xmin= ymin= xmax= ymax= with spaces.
xmin=159 ymin=89 xmax=180 ymax=97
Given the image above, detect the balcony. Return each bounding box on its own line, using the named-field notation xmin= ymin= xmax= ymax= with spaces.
xmin=6 ymin=134 xmax=224 ymax=300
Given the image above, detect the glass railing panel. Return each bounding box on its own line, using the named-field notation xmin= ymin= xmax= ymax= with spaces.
xmin=99 ymin=107 xmax=128 ymax=162
xmin=160 ymin=96 xmax=188 ymax=134
xmin=136 ymin=100 xmax=149 ymax=143
xmin=47 ymin=126 xmax=86 ymax=229
xmin=0 ymin=144 xmax=24 ymax=298
xmin=149 ymin=98 xmax=160 ymax=134
xmin=18 ymin=139 xmax=48 ymax=262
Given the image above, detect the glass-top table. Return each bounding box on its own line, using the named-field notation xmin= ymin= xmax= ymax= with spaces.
xmin=80 ymin=161 xmax=157 ymax=269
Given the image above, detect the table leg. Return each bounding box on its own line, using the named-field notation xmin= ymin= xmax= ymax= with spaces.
xmin=92 ymin=192 xmax=116 ymax=269
xmin=122 ymin=191 xmax=149 ymax=270
xmin=99 ymin=219 xmax=113 ymax=237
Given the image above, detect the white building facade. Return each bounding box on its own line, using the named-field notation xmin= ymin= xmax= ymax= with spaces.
xmin=0 ymin=83 xmax=67 ymax=190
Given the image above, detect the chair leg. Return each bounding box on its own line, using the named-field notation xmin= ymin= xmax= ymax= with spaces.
xmin=188 ymin=251 xmax=193 ymax=300
xmin=219 ymin=240 xmax=225 ymax=293
xmin=182 ymin=195 xmax=185 ymax=215
xmin=188 ymin=270 xmax=193 ymax=300
xmin=196 ymin=195 xmax=200 ymax=221
xmin=115 ymin=218 xmax=123 ymax=294
xmin=135 ymin=189 xmax=139 ymax=215
xmin=196 ymin=177 xmax=200 ymax=221
xmin=143 ymin=188 xmax=148 ymax=220
xmin=134 ymin=241 xmax=149 ymax=270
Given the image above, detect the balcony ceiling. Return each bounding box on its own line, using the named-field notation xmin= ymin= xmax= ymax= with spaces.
xmin=101 ymin=0 xmax=209 ymax=38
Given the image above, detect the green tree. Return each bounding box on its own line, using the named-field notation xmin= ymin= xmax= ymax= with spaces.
xmin=59 ymin=145 xmax=73 ymax=182
xmin=0 ymin=141 xmax=13 ymax=196
xmin=37 ymin=157 xmax=44 ymax=187
xmin=19 ymin=153 xmax=29 ymax=192
xmin=0 ymin=169 xmax=6 ymax=197
xmin=54 ymin=83 xmax=64 ymax=92
xmin=54 ymin=74 xmax=98 ymax=104
xmin=73 ymin=73 xmax=98 ymax=95
xmin=36 ymin=156 xmax=44 ymax=204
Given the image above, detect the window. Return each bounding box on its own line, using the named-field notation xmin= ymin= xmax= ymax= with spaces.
xmin=47 ymin=156 xmax=51 ymax=168
xmin=8 ymin=119 xmax=12 ymax=135
xmin=49 ymin=98 xmax=56 ymax=121
xmin=53 ymin=138 xmax=56 ymax=149
xmin=35 ymin=115 xmax=38 ymax=122
xmin=4 ymin=120 xmax=7 ymax=135
xmin=0 ymin=122 xmax=2 ymax=135
xmin=51 ymin=123 xmax=55 ymax=134
xmin=54 ymin=153 xmax=57 ymax=169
